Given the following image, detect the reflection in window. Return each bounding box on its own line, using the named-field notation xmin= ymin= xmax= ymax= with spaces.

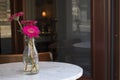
xmin=72 ymin=0 xmax=90 ymax=42
xmin=72 ymin=0 xmax=91 ymax=77
xmin=0 ymin=0 xmax=12 ymax=54
xmin=42 ymin=0 xmax=91 ymax=77
xmin=0 ymin=0 xmax=11 ymax=38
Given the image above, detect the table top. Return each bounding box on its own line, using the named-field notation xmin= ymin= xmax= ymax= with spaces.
xmin=0 ymin=61 xmax=83 ymax=80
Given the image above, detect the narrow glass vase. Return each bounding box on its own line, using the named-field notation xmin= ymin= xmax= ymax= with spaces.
xmin=23 ymin=38 xmax=39 ymax=74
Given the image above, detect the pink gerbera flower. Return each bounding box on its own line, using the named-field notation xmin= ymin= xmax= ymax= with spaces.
xmin=9 ymin=12 xmax=24 ymax=21
xmin=22 ymin=25 xmax=40 ymax=38
xmin=21 ymin=20 xmax=37 ymax=26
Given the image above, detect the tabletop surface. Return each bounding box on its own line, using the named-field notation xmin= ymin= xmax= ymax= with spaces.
xmin=0 ymin=61 xmax=83 ymax=80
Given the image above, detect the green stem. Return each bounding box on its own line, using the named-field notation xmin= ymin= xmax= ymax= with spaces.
xmin=24 ymin=63 xmax=28 ymax=71
xmin=17 ymin=19 xmax=23 ymax=30
xmin=30 ymin=58 xmax=38 ymax=72
xmin=29 ymin=38 xmax=38 ymax=72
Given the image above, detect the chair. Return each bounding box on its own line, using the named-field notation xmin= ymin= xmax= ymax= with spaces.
xmin=0 ymin=52 xmax=53 ymax=64
xmin=38 ymin=52 xmax=53 ymax=61
xmin=0 ymin=54 xmax=22 ymax=64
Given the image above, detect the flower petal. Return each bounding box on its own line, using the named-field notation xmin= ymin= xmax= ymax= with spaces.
xmin=22 ymin=25 xmax=40 ymax=38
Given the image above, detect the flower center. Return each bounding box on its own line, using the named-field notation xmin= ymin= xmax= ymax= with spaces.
xmin=28 ymin=28 xmax=35 ymax=33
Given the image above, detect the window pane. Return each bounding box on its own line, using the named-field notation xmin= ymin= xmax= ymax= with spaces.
xmin=0 ymin=0 xmax=12 ymax=54
xmin=54 ymin=0 xmax=91 ymax=77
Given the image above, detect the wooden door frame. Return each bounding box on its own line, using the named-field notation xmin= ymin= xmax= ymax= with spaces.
xmin=10 ymin=0 xmax=24 ymax=53
xmin=91 ymin=0 xmax=111 ymax=80
xmin=119 ymin=0 xmax=120 ymax=79
xmin=113 ymin=0 xmax=120 ymax=80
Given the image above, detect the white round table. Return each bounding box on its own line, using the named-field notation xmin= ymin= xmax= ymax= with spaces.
xmin=0 ymin=62 xmax=83 ymax=80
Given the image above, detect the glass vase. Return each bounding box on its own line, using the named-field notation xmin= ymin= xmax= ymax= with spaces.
xmin=23 ymin=38 xmax=39 ymax=74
